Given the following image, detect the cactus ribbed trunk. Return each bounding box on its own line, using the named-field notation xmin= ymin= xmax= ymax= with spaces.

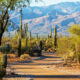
xmin=54 ymin=27 xmax=57 ymax=51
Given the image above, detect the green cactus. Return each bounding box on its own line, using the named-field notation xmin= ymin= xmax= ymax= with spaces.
xmin=18 ymin=9 xmax=22 ymax=57
xmin=24 ymin=23 xmax=28 ymax=46
xmin=18 ymin=38 xmax=21 ymax=57
xmin=29 ymin=31 xmax=31 ymax=41
xmin=54 ymin=26 xmax=57 ymax=51
xmin=50 ymin=28 xmax=52 ymax=38
xmin=47 ymin=34 xmax=49 ymax=40
xmin=36 ymin=33 xmax=39 ymax=40
xmin=39 ymin=40 xmax=43 ymax=50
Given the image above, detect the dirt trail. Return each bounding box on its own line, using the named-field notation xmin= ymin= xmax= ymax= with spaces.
xmin=3 ymin=53 xmax=80 ymax=80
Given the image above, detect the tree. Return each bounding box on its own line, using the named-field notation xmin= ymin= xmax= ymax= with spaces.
xmin=0 ymin=0 xmax=41 ymax=45
xmin=68 ymin=24 xmax=80 ymax=63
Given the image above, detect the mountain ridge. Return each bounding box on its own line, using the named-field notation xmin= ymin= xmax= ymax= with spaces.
xmin=7 ymin=2 xmax=80 ymax=37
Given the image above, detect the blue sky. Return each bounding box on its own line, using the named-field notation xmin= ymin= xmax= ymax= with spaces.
xmin=31 ymin=0 xmax=80 ymax=6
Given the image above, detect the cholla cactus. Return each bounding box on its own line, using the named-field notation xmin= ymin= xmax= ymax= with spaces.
xmin=54 ymin=26 xmax=57 ymax=51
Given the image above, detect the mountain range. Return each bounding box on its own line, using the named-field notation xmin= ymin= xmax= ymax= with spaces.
xmin=8 ymin=2 xmax=80 ymax=37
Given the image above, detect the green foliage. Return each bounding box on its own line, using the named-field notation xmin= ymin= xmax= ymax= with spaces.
xmin=68 ymin=24 xmax=80 ymax=63
xmin=29 ymin=31 xmax=31 ymax=41
xmin=68 ymin=24 xmax=80 ymax=36
xmin=50 ymin=28 xmax=52 ymax=38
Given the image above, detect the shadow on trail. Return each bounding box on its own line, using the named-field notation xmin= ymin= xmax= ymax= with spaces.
xmin=8 ymin=55 xmax=62 ymax=65
xmin=4 ymin=74 xmax=80 ymax=78
xmin=32 ymin=55 xmax=61 ymax=61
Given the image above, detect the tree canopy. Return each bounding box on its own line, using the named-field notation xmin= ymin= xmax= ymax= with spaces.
xmin=0 ymin=0 xmax=42 ymax=45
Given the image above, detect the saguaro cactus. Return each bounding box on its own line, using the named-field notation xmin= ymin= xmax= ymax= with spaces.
xmin=50 ymin=28 xmax=52 ymax=38
xmin=29 ymin=31 xmax=31 ymax=41
xmin=54 ymin=26 xmax=57 ymax=51
xmin=47 ymin=34 xmax=49 ymax=40
xmin=39 ymin=40 xmax=43 ymax=50
xmin=18 ymin=38 xmax=21 ymax=57
xmin=24 ymin=23 xmax=28 ymax=46
xmin=36 ymin=33 xmax=39 ymax=40
xmin=18 ymin=9 xmax=23 ymax=57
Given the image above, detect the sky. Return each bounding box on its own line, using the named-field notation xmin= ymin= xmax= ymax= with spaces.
xmin=31 ymin=0 xmax=80 ymax=6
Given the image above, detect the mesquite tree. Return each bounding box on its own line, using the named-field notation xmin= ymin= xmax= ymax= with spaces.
xmin=0 ymin=0 xmax=41 ymax=46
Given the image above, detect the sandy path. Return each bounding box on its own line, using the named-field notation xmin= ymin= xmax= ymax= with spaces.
xmin=3 ymin=53 xmax=80 ymax=80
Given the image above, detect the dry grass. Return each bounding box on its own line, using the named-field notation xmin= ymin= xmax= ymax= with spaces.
xmin=7 ymin=53 xmax=31 ymax=63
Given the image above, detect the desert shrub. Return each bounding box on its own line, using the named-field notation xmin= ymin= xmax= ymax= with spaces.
xmin=42 ymin=38 xmax=53 ymax=51
xmin=20 ymin=54 xmax=31 ymax=60
xmin=56 ymin=37 xmax=76 ymax=61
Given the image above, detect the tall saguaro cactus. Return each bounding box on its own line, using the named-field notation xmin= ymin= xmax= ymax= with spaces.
xmin=47 ymin=34 xmax=49 ymax=40
xmin=50 ymin=28 xmax=52 ymax=38
xmin=29 ymin=31 xmax=31 ymax=41
xmin=54 ymin=26 xmax=57 ymax=51
xmin=24 ymin=23 xmax=28 ymax=46
xmin=18 ymin=9 xmax=23 ymax=57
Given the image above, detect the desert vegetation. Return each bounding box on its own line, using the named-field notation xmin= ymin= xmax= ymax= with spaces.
xmin=0 ymin=0 xmax=80 ymax=79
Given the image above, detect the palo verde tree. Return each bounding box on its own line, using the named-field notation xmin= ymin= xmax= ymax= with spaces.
xmin=68 ymin=24 xmax=80 ymax=63
xmin=0 ymin=0 xmax=41 ymax=46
